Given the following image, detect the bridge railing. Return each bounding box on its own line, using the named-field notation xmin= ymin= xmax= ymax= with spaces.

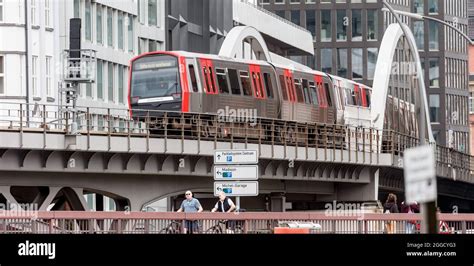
xmin=0 ymin=102 xmax=472 ymax=181
xmin=0 ymin=212 xmax=473 ymax=234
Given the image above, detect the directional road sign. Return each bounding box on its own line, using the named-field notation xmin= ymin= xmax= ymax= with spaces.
xmin=214 ymin=165 xmax=259 ymax=180
xmin=214 ymin=150 xmax=258 ymax=165
xmin=214 ymin=181 xmax=259 ymax=197
xmin=404 ymin=145 xmax=437 ymax=203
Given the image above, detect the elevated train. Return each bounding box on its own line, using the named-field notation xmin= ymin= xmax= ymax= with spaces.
xmin=128 ymin=51 xmax=413 ymax=149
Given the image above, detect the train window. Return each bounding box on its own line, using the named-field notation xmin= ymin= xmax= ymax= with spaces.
xmin=302 ymin=79 xmax=311 ymax=104
xmin=286 ymin=77 xmax=295 ymax=101
xmin=345 ymin=88 xmax=354 ymax=105
xmin=309 ymin=82 xmax=318 ymax=105
xmin=208 ymin=67 xmax=216 ymax=94
xmin=202 ymin=67 xmax=212 ymax=93
xmin=354 ymin=86 xmax=362 ymax=106
xmin=256 ymin=72 xmax=265 ymax=98
xmin=228 ymin=69 xmax=241 ymax=95
xmin=294 ymin=79 xmax=304 ymax=103
xmin=188 ymin=65 xmax=199 ymax=92
xmin=216 ymin=68 xmax=229 ymax=94
xmin=365 ymin=89 xmax=371 ymax=107
xmin=251 ymin=72 xmax=264 ymax=98
xmin=240 ymin=71 xmax=253 ymax=96
xmin=317 ymin=83 xmax=326 ymax=106
xmin=263 ymin=73 xmax=274 ymax=99
xmin=324 ymin=83 xmax=332 ymax=107
xmin=279 ymin=75 xmax=288 ymax=101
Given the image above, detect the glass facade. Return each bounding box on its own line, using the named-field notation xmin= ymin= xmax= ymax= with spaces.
xmin=321 ymin=10 xmax=331 ymax=42
xmin=352 ymin=9 xmax=362 ymax=41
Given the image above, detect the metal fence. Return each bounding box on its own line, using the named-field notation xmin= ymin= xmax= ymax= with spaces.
xmin=0 ymin=212 xmax=473 ymax=234
xmin=0 ymin=102 xmax=472 ymax=181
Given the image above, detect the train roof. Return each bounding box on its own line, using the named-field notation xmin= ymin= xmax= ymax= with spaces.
xmin=133 ymin=50 xmax=329 ymax=76
xmin=328 ymin=74 xmax=372 ymax=90
xmin=133 ymin=51 xmax=370 ymax=88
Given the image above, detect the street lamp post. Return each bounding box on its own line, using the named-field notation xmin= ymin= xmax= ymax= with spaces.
xmin=382 ymin=8 xmax=474 ymax=46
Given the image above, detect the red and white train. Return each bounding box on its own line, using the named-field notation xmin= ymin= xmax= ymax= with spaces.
xmin=128 ymin=51 xmax=374 ymax=129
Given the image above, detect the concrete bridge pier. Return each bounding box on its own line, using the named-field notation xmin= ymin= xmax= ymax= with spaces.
xmin=334 ymin=168 xmax=380 ymax=202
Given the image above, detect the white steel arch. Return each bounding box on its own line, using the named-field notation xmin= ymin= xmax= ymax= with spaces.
xmin=371 ymin=23 xmax=435 ymax=143
xmin=218 ymin=26 xmax=273 ymax=62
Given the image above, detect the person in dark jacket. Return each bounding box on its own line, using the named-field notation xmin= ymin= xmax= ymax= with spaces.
xmin=384 ymin=193 xmax=399 ymax=213
xmin=383 ymin=193 xmax=399 ymax=234
xmin=211 ymin=192 xmax=237 ymax=232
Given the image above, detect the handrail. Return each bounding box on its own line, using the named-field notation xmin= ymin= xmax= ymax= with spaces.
xmin=2 ymin=211 xmax=474 ymax=221
xmin=0 ymin=102 xmax=472 ymax=182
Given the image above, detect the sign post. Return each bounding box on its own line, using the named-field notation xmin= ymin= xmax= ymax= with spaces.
xmin=404 ymin=145 xmax=438 ymax=234
xmin=214 ymin=150 xmax=259 ymax=211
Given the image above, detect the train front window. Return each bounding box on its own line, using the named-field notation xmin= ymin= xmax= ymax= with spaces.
xmin=131 ymin=55 xmax=180 ymax=99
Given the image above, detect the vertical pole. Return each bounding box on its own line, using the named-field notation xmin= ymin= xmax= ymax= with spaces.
xmin=236 ymin=196 xmax=241 ymax=211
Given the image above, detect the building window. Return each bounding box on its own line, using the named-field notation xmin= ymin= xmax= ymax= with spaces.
xmin=352 ymin=9 xmax=362 ymax=41
xmin=414 ymin=0 xmax=424 ymax=14
xmin=367 ymin=9 xmax=377 ymax=41
xmin=352 ymin=48 xmax=363 ymax=79
xmin=0 ymin=0 xmax=3 ymax=22
xmin=149 ymin=40 xmax=157 ymax=52
xmin=291 ymin=10 xmax=300 ymax=26
xmin=428 ymin=0 xmax=438 ymax=14
xmin=276 ymin=10 xmax=285 ymax=19
xmin=31 ymin=0 xmax=37 ymax=26
xmin=336 ymin=48 xmax=347 ymax=78
xmin=469 ymin=92 xmax=474 ymax=114
xmin=45 ymin=0 xmax=51 ymax=27
xmin=148 ymin=0 xmax=157 ymax=26
xmin=118 ymin=14 xmax=124 ymax=50
xmin=97 ymin=60 xmax=103 ymax=99
xmin=321 ymin=48 xmax=332 ymax=74
xmin=85 ymin=0 xmax=92 ymax=41
xmin=0 ymin=56 xmax=4 ymax=94
xmin=321 ymin=10 xmax=332 ymax=42
xmin=413 ymin=21 xmax=424 ymax=50
xmin=429 ymin=94 xmax=440 ymax=123
xmin=128 ymin=14 xmax=134 ymax=52
xmin=336 ymin=10 xmax=347 ymax=41
xmin=32 ymin=56 xmax=38 ymax=96
xmin=306 ymin=10 xmax=316 ymax=40
xmin=108 ymin=63 xmax=114 ymax=102
xmin=367 ymin=48 xmax=378 ymax=79
xmin=139 ymin=37 xmax=146 ymax=54
xmin=74 ymin=0 xmax=80 ymax=18
xmin=118 ymin=65 xmax=124 ymax=104
xmin=428 ymin=20 xmax=439 ymax=50
xmin=107 ymin=8 xmax=113 ymax=47
xmin=429 ymin=58 xmax=439 ymax=87
xmin=46 ymin=56 xmax=52 ymax=96
xmin=96 ymin=5 xmax=103 ymax=44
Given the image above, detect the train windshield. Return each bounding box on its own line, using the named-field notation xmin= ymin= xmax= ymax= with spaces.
xmin=131 ymin=55 xmax=180 ymax=99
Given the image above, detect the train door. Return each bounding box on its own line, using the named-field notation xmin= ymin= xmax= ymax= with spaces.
xmin=249 ymin=64 xmax=266 ymax=117
xmin=199 ymin=58 xmax=218 ymax=113
xmin=284 ymin=69 xmax=296 ymax=120
xmin=186 ymin=58 xmax=202 ymax=112
xmin=315 ymin=75 xmax=328 ymax=123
